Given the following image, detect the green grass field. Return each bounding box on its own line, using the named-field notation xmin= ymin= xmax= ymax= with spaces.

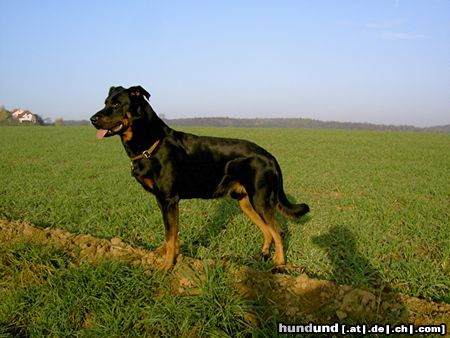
xmin=1 ymin=126 xmax=449 ymax=336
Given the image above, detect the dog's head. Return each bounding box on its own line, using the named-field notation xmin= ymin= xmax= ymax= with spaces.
xmin=90 ymin=86 xmax=150 ymax=139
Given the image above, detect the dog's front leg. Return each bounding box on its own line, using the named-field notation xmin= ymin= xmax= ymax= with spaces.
xmin=157 ymin=199 xmax=180 ymax=270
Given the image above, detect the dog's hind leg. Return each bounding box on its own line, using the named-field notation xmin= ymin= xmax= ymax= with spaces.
xmin=227 ymin=158 xmax=286 ymax=265
xmin=251 ymin=173 xmax=286 ymax=266
xmin=262 ymin=211 xmax=285 ymax=266
xmin=238 ymin=194 xmax=273 ymax=258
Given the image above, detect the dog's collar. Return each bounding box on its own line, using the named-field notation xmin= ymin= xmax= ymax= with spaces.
xmin=130 ymin=139 xmax=160 ymax=161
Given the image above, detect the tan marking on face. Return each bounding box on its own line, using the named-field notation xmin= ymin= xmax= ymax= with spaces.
xmin=121 ymin=129 xmax=133 ymax=142
xmin=99 ymin=116 xmax=110 ymax=125
xmin=120 ymin=114 xmax=132 ymax=142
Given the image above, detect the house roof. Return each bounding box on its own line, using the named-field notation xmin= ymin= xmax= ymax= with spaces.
xmin=12 ymin=109 xmax=34 ymax=118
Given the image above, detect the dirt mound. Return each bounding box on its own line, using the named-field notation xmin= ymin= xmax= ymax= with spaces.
xmin=1 ymin=219 xmax=448 ymax=329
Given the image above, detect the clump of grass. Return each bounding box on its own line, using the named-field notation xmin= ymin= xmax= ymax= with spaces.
xmin=0 ymin=242 xmax=74 ymax=296
xmin=0 ymin=242 xmax=269 ymax=336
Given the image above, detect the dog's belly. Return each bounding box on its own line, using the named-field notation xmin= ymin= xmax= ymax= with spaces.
xmin=177 ymin=164 xmax=225 ymax=199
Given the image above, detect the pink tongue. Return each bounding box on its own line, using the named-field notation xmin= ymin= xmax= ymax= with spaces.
xmin=97 ymin=129 xmax=108 ymax=140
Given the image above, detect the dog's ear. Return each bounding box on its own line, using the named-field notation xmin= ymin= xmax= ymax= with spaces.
xmin=109 ymin=86 xmax=125 ymax=95
xmin=108 ymin=86 xmax=126 ymax=98
xmin=127 ymin=86 xmax=150 ymax=100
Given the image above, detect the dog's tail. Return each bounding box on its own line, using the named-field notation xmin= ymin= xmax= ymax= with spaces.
xmin=275 ymin=166 xmax=310 ymax=219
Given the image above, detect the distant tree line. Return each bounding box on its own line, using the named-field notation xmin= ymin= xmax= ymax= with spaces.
xmin=167 ymin=117 xmax=450 ymax=133
xmin=1 ymin=104 xmax=448 ymax=133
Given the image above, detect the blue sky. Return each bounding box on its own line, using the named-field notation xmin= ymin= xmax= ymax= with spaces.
xmin=1 ymin=0 xmax=449 ymax=127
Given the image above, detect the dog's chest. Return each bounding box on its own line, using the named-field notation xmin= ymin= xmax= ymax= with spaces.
xmin=131 ymin=161 xmax=156 ymax=192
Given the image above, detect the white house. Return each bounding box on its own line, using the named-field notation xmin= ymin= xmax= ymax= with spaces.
xmin=11 ymin=109 xmax=37 ymax=123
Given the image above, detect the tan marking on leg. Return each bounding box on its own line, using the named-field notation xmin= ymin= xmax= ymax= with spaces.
xmin=271 ymin=221 xmax=285 ymax=238
xmin=161 ymin=205 xmax=179 ymax=271
xmin=162 ymin=236 xmax=176 ymax=270
xmin=265 ymin=214 xmax=286 ymax=266
xmin=238 ymin=195 xmax=273 ymax=256
xmin=154 ymin=243 xmax=166 ymax=256
xmin=231 ymin=182 xmax=246 ymax=194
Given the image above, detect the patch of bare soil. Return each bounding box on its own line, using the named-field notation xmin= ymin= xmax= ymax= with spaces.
xmin=1 ymin=219 xmax=448 ymax=330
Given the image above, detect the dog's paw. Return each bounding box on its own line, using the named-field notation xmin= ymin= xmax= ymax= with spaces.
xmin=253 ymin=252 xmax=270 ymax=261
xmin=272 ymin=254 xmax=286 ymax=267
xmin=159 ymin=259 xmax=174 ymax=271
xmin=154 ymin=244 xmax=166 ymax=256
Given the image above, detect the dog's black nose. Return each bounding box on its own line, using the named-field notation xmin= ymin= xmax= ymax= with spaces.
xmin=90 ymin=116 xmax=99 ymax=125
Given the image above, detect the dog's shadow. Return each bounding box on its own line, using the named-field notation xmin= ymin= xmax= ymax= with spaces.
xmin=278 ymin=194 xmax=311 ymax=258
xmin=312 ymin=225 xmax=386 ymax=289
xmin=184 ymin=195 xmax=310 ymax=267
xmin=183 ymin=199 xmax=239 ymax=257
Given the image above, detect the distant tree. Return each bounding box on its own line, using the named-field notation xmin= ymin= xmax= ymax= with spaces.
xmin=0 ymin=105 xmax=10 ymax=121
xmin=34 ymin=114 xmax=45 ymax=125
xmin=55 ymin=118 xmax=64 ymax=126
xmin=44 ymin=117 xmax=53 ymax=125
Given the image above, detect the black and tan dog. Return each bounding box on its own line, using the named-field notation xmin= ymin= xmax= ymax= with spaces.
xmin=90 ymin=86 xmax=309 ymax=270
